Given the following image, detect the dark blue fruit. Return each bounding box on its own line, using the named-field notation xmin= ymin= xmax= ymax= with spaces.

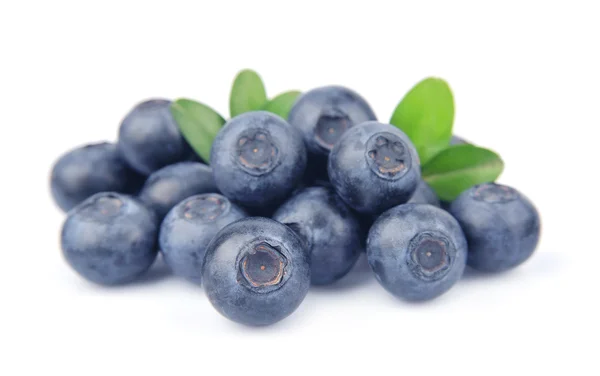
xmin=50 ymin=142 xmax=144 ymax=212
xmin=328 ymin=121 xmax=421 ymax=215
xmin=273 ymin=187 xmax=362 ymax=285
xmin=118 ymin=99 xmax=194 ymax=175
xmin=449 ymin=183 xmax=540 ymax=272
xmin=159 ymin=193 xmax=247 ymax=283
xmin=202 ymin=217 xmax=310 ymax=326
xmin=288 ymin=86 xmax=377 ymax=156
xmin=367 ymin=204 xmax=467 ymax=301
xmin=408 ymin=180 xmax=441 ymax=207
xmin=61 ymin=192 xmax=158 ymax=285
xmin=210 ymin=111 xmax=307 ymax=208
xmin=138 ymin=162 xmax=218 ymax=221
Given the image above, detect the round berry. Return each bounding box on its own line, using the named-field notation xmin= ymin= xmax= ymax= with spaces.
xmin=210 ymin=112 xmax=306 ymax=208
xmin=159 ymin=194 xmax=247 ymax=283
xmin=328 ymin=121 xmax=421 ymax=215
xmin=449 ymin=183 xmax=541 ymax=272
xmin=367 ymin=204 xmax=467 ymax=301
xmin=202 ymin=217 xmax=310 ymax=326
xmin=50 ymin=142 xmax=144 ymax=212
xmin=288 ymin=86 xmax=377 ymax=156
xmin=118 ymin=99 xmax=194 ymax=175
xmin=61 ymin=193 xmax=158 ymax=285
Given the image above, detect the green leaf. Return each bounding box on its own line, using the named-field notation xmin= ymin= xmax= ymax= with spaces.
xmin=422 ymin=144 xmax=504 ymax=201
xmin=171 ymin=99 xmax=226 ymax=163
xmin=229 ymin=69 xmax=268 ymax=117
xmin=262 ymin=91 xmax=301 ymax=119
xmin=390 ymin=77 xmax=454 ymax=164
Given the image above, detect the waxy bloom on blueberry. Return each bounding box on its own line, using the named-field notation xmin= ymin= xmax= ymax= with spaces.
xmin=367 ymin=204 xmax=467 ymax=301
xmin=61 ymin=193 xmax=158 ymax=285
xmin=273 ymin=186 xmax=362 ymax=285
xmin=449 ymin=183 xmax=540 ymax=272
xmin=210 ymin=111 xmax=307 ymax=209
xmin=50 ymin=142 xmax=144 ymax=212
xmin=288 ymin=86 xmax=377 ymax=156
xmin=138 ymin=161 xmax=218 ymax=221
xmin=328 ymin=121 xmax=421 ymax=215
xmin=159 ymin=193 xmax=247 ymax=283
xmin=118 ymin=99 xmax=195 ymax=175
xmin=202 ymin=217 xmax=310 ymax=326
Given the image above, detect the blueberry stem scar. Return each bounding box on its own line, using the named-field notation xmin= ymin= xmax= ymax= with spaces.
xmin=241 ymin=243 xmax=286 ymax=288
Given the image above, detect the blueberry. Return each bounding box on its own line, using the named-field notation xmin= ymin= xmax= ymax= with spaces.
xmin=138 ymin=162 xmax=218 ymax=221
xmin=288 ymin=86 xmax=377 ymax=156
xmin=202 ymin=217 xmax=310 ymax=326
xmin=449 ymin=183 xmax=540 ymax=272
xmin=118 ymin=99 xmax=194 ymax=175
xmin=450 ymin=135 xmax=468 ymax=145
xmin=61 ymin=192 xmax=158 ymax=285
xmin=50 ymin=142 xmax=144 ymax=212
xmin=159 ymin=194 xmax=247 ymax=283
xmin=367 ymin=204 xmax=467 ymax=301
xmin=408 ymin=180 xmax=441 ymax=207
xmin=328 ymin=121 xmax=421 ymax=215
xmin=273 ymin=187 xmax=362 ymax=285
xmin=210 ymin=111 xmax=307 ymax=208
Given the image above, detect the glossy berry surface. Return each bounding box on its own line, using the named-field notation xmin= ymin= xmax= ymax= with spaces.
xmin=273 ymin=186 xmax=362 ymax=285
xmin=210 ymin=111 xmax=307 ymax=208
xmin=61 ymin=192 xmax=158 ymax=285
xmin=50 ymin=142 xmax=144 ymax=212
xmin=367 ymin=204 xmax=467 ymax=301
xmin=288 ymin=86 xmax=377 ymax=156
xmin=408 ymin=180 xmax=441 ymax=207
xmin=202 ymin=217 xmax=310 ymax=326
xmin=159 ymin=193 xmax=247 ymax=283
xmin=118 ymin=99 xmax=194 ymax=175
xmin=138 ymin=162 xmax=218 ymax=221
xmin=449 ymin=183 xmax=540 ymax=272
xmin=328 ymin=121 xmax=421 ymax=215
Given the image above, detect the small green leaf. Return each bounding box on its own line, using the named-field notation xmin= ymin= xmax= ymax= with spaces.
xmin=229 ymin=69 xmax=268 ymax=117
xmin=422 ymin=144 xmax=504 ymax=201
xmin=390 ymin=77 xmax=454 ymax=164
xmin=171 ymin=99 xmax=226 ymax=163
xmin=262 ymin=91 xmax=301 ymax=119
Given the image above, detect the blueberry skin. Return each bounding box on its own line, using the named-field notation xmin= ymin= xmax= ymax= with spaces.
xmin=288 ymin=86 xmax=377 ymax=156
xmin=138 ymin=162 xmax=218 ymax=221
xmin=273 ymin=187 xmax=362 ymax=285
xmin=118 ymin=99 xmax=194 ymax=175
xmin=159 ymin=194 xmax=247 ymax=283
xmin=449 ymin=183 xmax=541 ymax=272
xmin=50 ymin=142 xmax=144 ymax=212
xmin=450 ymin=135 xmax=468 ymax=145
xmin=408 ymin=180 xmax=441 ymax=207
xmin=210 ymin=111 xmax=307 ymax=208
xmin=328 ymin=121 xmax=421 ymax=215
xmin=61 ymin=192 xmax=158 ymax=285
xmin=203 ymin=217 xmax=310 ymax=326
xmin=367 ymin=204 xmax=467 ymax=301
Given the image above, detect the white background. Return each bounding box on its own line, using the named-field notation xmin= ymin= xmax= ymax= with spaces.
xmin=1 ymin=1 xmax=598 ymax=375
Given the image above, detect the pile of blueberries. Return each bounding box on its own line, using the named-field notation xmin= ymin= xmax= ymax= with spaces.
xmin=51 ymin=86 xmax=541 ymax=326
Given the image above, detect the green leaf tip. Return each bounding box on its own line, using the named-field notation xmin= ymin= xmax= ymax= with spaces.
xmin=262 ymin=91 xmax=301 ymax=120
xmin=229 ymin=69 xmax=268 ymax=118
xmin=422 ymin=144 xmax=504 ymax=201
xmin=390 ymin=77 xmax=455 ymax=164
xmin=170 ymin=99 xmax=226 ymax=163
